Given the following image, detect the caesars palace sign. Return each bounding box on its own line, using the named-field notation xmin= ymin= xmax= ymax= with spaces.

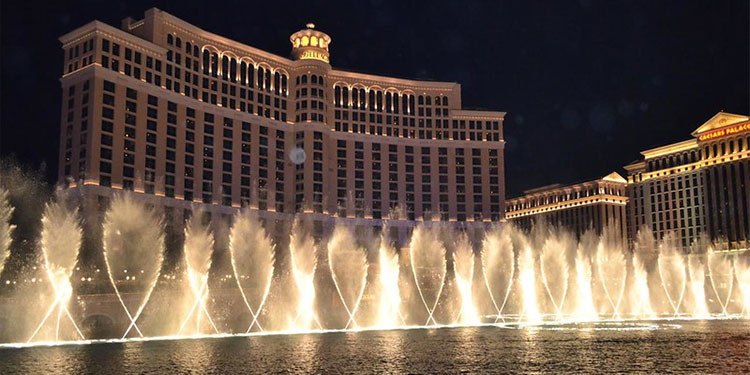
xmin=697 ymin=121 xmax=750 ymax=141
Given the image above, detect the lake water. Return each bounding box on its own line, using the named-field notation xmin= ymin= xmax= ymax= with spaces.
xmin=1 ymin=320 xmax=749 ymax=374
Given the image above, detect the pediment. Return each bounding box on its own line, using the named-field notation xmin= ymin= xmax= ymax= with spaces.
xmin=692 ymin=112 xmax=749 ymax=136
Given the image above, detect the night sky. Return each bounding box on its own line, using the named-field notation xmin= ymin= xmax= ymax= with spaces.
xmin=1 ymin=1 xmax=748 ymax=197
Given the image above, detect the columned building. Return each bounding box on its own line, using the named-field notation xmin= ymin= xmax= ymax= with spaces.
xmin=625 ymin=112 xmax=750 ymax=252
xmin=505 ymin=172 xmax=629 ymax=239
xmin=57 ymin=8 xmax=506 ymax=245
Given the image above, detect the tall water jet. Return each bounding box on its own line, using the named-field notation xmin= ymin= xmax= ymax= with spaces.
xmin=707 ymin=248 xmax=734 ymax=315
xmin=374 ymin=232 xmax=403 ymax=328
xmin=656 ymin=236 xmax=687 ymax=317
xmin=28 ymin=201 xmax=84 ymax=342
xmin=595 ymin=227 xmax=627 ymax=319
xmin=0 ymin=187 xmax=14 ymax=276
xmin=735 ymin=254 xmax=750 ymax=316
xmin=288 ymin=221 xmax=320 ymax=331
xmin=327 ymin=225 xmax=369 ymax=329
xmin=687 ymin=255 xmax=710 ymax=319
xmin=572 ymin=231 xmax=598 ymax=322
xmin=229 ymin=211 xmax=275 ymax=332
xmin=481 ymin=226 xmax=515 ymax=322
xmin=630 ymin=228 xmax=655 ymax=319
xmin=539 ymin=231 xmax=570 ymax=320
xmin=102 ymin=194 xmax=164 ymax=338
xmin=518 ymin=245 xmax=541 ymax=324
xmin=409 ymin=225 xmax=447 ymax=326
xmin=177 ymin=213 xmax=217 ymax=335
xmin=452 ymin=233 xmax=479 ymax=325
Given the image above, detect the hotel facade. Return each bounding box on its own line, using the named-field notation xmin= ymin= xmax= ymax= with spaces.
xmin=506 ymin=112 xmax=750 ymax=253
xmin=57 ymin=8 xmax=506 ymax=243
xmin=505 ymin=172 xmax=629 ymax=240
xmin=624 ymin=112 xmax=750 ymax=252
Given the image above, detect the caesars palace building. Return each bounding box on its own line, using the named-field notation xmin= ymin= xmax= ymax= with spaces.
xmin=57 ymin=8 xmax=506 ymax=245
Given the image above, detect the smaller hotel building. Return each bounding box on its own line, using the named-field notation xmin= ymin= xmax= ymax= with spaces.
xmin=625 ymin=112 xmax=750 ymax=252
xmin=505 ymin=172 xmax=629 ymax=239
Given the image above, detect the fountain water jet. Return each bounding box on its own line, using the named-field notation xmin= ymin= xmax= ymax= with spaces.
xmin=0 ymin=188 xmax=14 ymax=276
xmin=707 ymin=249 xmax=734 ymax=316
xmin=327 ymin=226 xmax=369 ymax=329
xmin=518 ymin=246 xmax=541 ymax=324
xmin=481 ymin=227 xmax=515 ymax=322
xmin=176 ymin=213 xmax=218 ymax=335
xmin=374 ymin=233 xmax=404 ymax=328
xmin=288 ymin=221 xmax=320 ymax=330
xmin=539 ymin=232 xmax=570 ymax=320
xmin=595 ymin=241 xmax=627 ymax=319
xmin=687 ymin=255 xmax=710 ymax=318
xmin=229 ymin=211 xmax=275 ymax=332
xmin=28 ymin=201 xmax=84 ymax=342
xmin=572 ymin=232 xmax=598 ymax=321
xmin=657 ymin=240 xmax=687 ymax=317
xmin=102 ymin=194 xmax=164 ymax=338
xmin=409 ymin=226 xmax=447 ymax=326
xmin=452 ymin=233 xmax=479 ymax=325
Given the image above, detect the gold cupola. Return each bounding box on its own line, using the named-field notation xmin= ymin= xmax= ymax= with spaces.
xmin=290 ymin=23 xmax=331 ymax=63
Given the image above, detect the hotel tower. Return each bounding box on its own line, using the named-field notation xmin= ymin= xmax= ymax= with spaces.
xmin=57 ymin=8 xmax=507 ymax=244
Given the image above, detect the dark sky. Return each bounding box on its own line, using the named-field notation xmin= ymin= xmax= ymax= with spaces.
xmin=1 ymin=1 xmax=748 ymax=197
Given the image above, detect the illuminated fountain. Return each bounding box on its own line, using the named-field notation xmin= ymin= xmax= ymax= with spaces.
xmin=539 ymin=229 xmax=571 ymax=321
xmin=2 ymin=184 xmax=750 ymax=347
xmin=102 ymin=194 xmax=164 ymax=338
xmin=287 ymin=221 xmax=320 ymax=331
xmin=409 ymin=225 xmax=447 ymax=326
xmin=374 ymin=232 xmax=404 ymax=328
xmin=327 ymin=226 xmax=368 ymax=329
xmin=657 ymin=237 xmax=687 ymax=317
xmin=481 ymin=226 xmax=515 ymax=322
xmin=177 ymin=212 xmax=217 ymax=335
xmin=452 ymin=233 xmax=479 ymax=325
xmin=28 ymin=201 xmax=84 ymax=342
xmin=229 ymin=211 xmax=275 ymax=332
xmin=707 ymin=248 xmax=735 ymax=316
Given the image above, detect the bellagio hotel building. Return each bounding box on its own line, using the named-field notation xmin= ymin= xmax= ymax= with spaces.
xmin=57 ymin=8 xmax=506 ymax=242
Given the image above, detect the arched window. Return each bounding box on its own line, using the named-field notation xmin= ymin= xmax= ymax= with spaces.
xmin=167 ymin=34 xmax=174 ymax=45
xmin=369 ymin=90 xmax=375 ymax=110
xmin=393 ymin=93 xmax=400 ymax=114
xmin=352 ymin=88 xmax=358 ymax=107
xmin=175 ymin=37 xmax=182 ymax=48
xmin=230 ymin=58 xmax=237 ymax=83
xmin=385 ymin=92 xmax=392 ymax=113
xmin=240 ymin=62 xmax=247 ymax=84
xmin=311 ymin=75 xmax=318 ymax=84
xmin=318 ymin=75 xmax=324 ymax=86
xmin=248 ymin=65 xmax=255 ymax=88
xmin=193 ymin=45 xmax=199 ymax=57
xmin=435 ymin=96 xmax=440 ymax=105
xmin=281 ymin=74 xmax=287 ymax=96
xmin=186 ymin=42 xmax=192 ymax=54
xmin=376 ymin=91 xmax=383 ymax=112
xmin=359 ymin=89 xmax=366 ymax=109
xmin=202 ymin=50 xmax=210 ymax=74
xmin=342 ymin=87 xmax=349 ymax=108
xmin=335 ymin=86 xmax=341 ymax=107
xmin=221 ymin=56 xmax=229 ymax=80
xmin=418 ymin=95 xmax=424 ymax=105
xmin=301 ymin=74 xmax=308 ymax=84
xmin=257 ymin=66 xmax=264 ymax=87
xmin=402 ymin=95 xmax=408 ymax=114
xmin=210 ymin=53 xmax=219 ymax=77
xmin=274 ymin=72 xmax=280 ymax=95
xmin=442 ymin=96 xmax=448 ymax=106
xmin=409 ymin=95 xmax=415 ymax=114
xmin=264 ymin=69 xmax=271 ymax=92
